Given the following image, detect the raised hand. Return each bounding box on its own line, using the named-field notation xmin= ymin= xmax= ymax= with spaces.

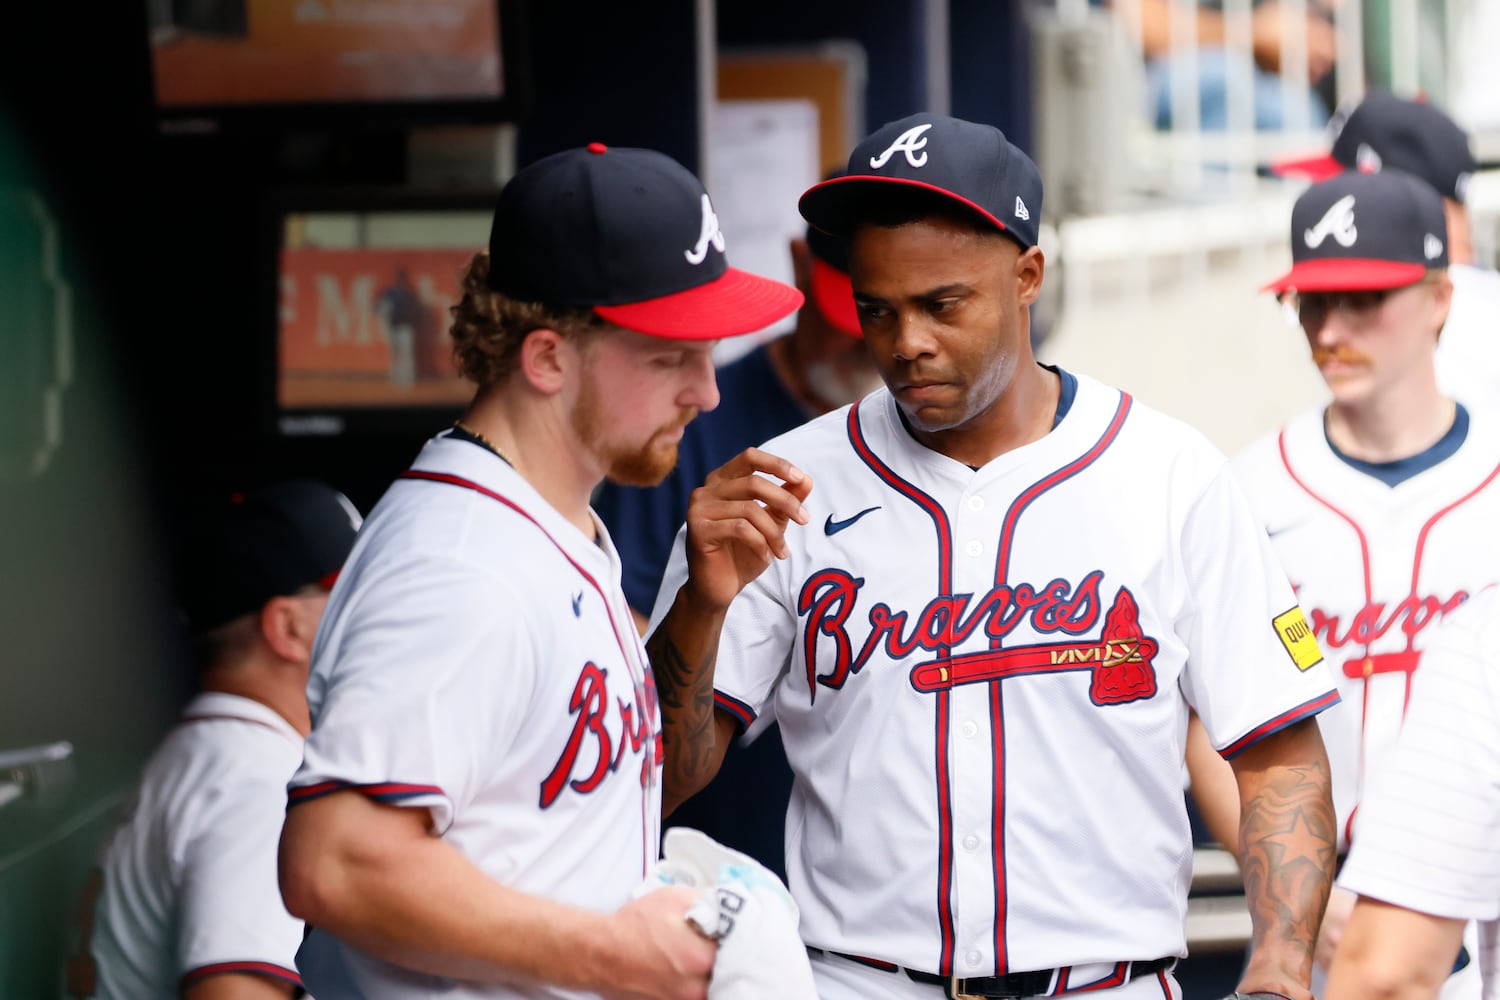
xmin=680 ymin=447 xmax=812 ymax=614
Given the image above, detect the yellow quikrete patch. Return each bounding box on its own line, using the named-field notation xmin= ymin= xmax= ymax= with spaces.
xmin=1273 ymin=607 xmax=1323 ymax=671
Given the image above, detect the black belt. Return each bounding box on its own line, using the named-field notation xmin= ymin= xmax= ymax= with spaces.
xmin=810 ymin=949 xmax=1175 ymax=998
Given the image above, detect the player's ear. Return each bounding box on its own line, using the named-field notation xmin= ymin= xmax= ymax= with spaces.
xmin=516 ymin=326 xmax=570 ymax=395
xmin=789 ymin=237 xmax=814 ymax=292
xmin=259 ymin=593 xmax=323 ymax=665
xmin=1015 ymin=245 xmax=1045 ymax=307
xmin=1427 ymin=271 xmax=1454 ymax=339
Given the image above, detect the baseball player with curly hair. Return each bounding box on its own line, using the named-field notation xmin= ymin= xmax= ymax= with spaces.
xmin=1188 ymin=167 xmax=1500 ymax=1000
xmin=646 ymin=113 xmax=1341 ymax=1000
xmin=276 ymin=142 xmax=804 ymax=1000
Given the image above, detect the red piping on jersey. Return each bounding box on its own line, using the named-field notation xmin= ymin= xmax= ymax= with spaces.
xmin=1279 ymin=433 xmax=1500 ymax=842
xmin=396 ymin=468 xmax=658 ymax=877
xmin=1156 ymin=967 xmax=1174 ymax=997
xmin=181 ymin=961 xmax=302 ymax=989
xmin=987 ymin=392 xmax=1133 ymax=971
xmin=847 ymin=402 xmax=958 ymax=976
xmin=287 ymin=779 xmax=445 ymax=807
xmin=713 ymin=691 xmax=756 ymax=731
xmin=1069 ymin=961 xmax=1129 ymax=992
xmin=1220 ymin=690 xmax=1342 ymax=759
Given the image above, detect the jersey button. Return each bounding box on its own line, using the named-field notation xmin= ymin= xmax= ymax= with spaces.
xmin=967 ymin=496 xmax=984 ymax=511
xmin=962 ymin=834 xmax=980 ymax=851
xmin=961 ymin=720 xmax=978 ymax=739
xmin=965 ymin=540 xmax=983 ymax=557
xmin=966 ymin=950 xmax=984 ymax=968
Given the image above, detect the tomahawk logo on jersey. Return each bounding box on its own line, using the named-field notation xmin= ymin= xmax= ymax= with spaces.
xmin=1233 ymin=407 xmax=1500 ymax=851
xmin=653 ymin=372 xmax=1339 ymax=980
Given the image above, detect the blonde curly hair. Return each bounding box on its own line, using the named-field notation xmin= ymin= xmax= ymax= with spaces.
xmin=449 ymin=251 xmax=604 ymax=387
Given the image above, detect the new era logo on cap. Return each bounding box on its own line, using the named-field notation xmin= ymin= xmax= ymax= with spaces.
xmin=486 ymin=143 xmax=802 ymax=340
xmin=1264 ymin=168 xmax=1448 ymax=293
xmin=798 ymin=113 xmax=1044 ymax=250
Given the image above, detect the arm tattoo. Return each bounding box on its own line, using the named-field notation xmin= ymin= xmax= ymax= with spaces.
xmin=1239 ymin=759 xmax=1337 ymax=958
xmin=645 ymin=626 xmax=720 ymax=802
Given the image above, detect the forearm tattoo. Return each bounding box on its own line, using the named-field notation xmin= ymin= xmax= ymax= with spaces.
xmin=645 ymin=624 xmax=720 ymax=799
xmin=1239 ymin=759 xmax=1337 ymax=959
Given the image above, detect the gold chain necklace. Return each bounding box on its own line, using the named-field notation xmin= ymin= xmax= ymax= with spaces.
xmin=453 ymin=420 xmax=515 ymax=467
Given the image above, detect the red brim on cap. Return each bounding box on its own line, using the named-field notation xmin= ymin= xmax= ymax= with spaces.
xmin=1262 ymin=257 xmax=1428 ymax=293
xmin=810 ymin=258 xmax=863 ymax=337
xmin=1270 ymin=151 xmax=1344 ymax=181
xmin=594 ymin=267 xmax=804 ymax=340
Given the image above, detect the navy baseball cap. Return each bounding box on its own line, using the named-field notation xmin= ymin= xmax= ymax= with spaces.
xmin=799 ymin=114 xmax=1043 ymax=250
xmin=487 ymin=142 xmax=803 ymax=340
xmin=1272 ymin=89 xmax=1476 ymax=203
xmin=1263 ymin=168 xmax=1448 ymax=294
xmin=175 ymin=481 xmax=362 ymax=633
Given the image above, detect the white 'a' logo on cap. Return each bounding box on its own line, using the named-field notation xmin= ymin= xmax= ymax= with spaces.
xmin=684 ymin=194 xmax=726 ymax=266
xmin=870 ymin=123 xmax=933 ymax=169
xmin=1304 ymin=194 xmax=1358 ymax=249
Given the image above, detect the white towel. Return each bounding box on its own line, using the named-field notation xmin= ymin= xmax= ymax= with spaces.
xmin=637 ymin=827 xmax=817 ymax=999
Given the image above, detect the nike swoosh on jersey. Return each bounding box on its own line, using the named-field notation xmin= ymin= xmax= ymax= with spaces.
xmin=571 ymin=592 xmax=583 ymax=616
xmin=824 ymin=506 xmax=881 ymax=535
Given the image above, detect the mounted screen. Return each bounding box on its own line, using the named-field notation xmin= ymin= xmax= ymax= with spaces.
xmin=147 ymin=0 xmax=527 ymax=132
xmin=264 ymin=188 xmax=495 ymax=437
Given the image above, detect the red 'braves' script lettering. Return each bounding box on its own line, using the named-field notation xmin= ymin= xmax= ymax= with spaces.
xmin=798 ymin=570 xmax=1106 ymax=701
xmin=1307 ymin=591 xmax=1469 ymax=651
xmin=539 ymin=663 xmax=659 ymax=808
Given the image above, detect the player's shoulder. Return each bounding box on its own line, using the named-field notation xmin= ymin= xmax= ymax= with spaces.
xmin=1229 ymin=404 xmax=1325 ymax=474
xmin=1073 ymin=373 xmax=1230 ymax=477
xmin=1451 ymin=262 xmax=1500 ymax=301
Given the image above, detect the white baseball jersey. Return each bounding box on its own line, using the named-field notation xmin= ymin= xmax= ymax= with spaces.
xmin=1232 ymin=404 xmax=1500 ymax=854
xmin=290 ymin=432 xmax=662 ymax=1000
xmin=1338 ymin=585 xmax=1500 ymax=1000
xmin=88 ymin=692 xmax=306 ymax=998
xmin=653 ymin=371 xmax=1338 ymax=981
xmin=1435 ymin=264 xmax=1500 ymax=409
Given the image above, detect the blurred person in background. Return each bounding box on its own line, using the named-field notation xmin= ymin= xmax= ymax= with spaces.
xmin=76 ymin=480 xmax=360 ymax=999
xmin=1189 ymin=168 xmax=1500 ymax=1000
xmin=593 ymin=178 xmax=880 ymax=881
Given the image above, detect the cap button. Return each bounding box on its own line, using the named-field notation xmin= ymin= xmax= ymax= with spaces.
xmin=586 ymin=142 xmax=608 ymax=155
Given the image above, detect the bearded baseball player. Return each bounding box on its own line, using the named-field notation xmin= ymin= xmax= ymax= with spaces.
xmin=276 ymin=143 xmax=803 ymax=1000
xmin=1188 ymin=167 xmax=1500 ymax=1000
xmin=646 ymin=113 xmax=1340 ymax=1000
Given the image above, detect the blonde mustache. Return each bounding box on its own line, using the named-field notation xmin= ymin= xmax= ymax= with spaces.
xmin=1311 ymin=346 xmax=1370 ymax=367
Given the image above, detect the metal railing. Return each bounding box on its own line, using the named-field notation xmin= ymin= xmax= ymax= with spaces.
xmin=1028 ymin=0 xmax=1500 ymax=319
xmin=1033 ymin=0 xmax=1496 ymax=212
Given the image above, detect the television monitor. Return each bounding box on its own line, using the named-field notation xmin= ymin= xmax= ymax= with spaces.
xmin=263 ymin=187 xmax=496 ymax=438
xmin=146 ymin=0 xmax=529 ymax=133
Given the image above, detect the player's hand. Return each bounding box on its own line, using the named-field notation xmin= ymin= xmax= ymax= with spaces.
xmin=599 ymin=886 xmax=716 ymax=1000
xmin=1314 ymin=884 xmax=1356 ymax=972
xmin=681 ymin=447 xmax=812 ymax=613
